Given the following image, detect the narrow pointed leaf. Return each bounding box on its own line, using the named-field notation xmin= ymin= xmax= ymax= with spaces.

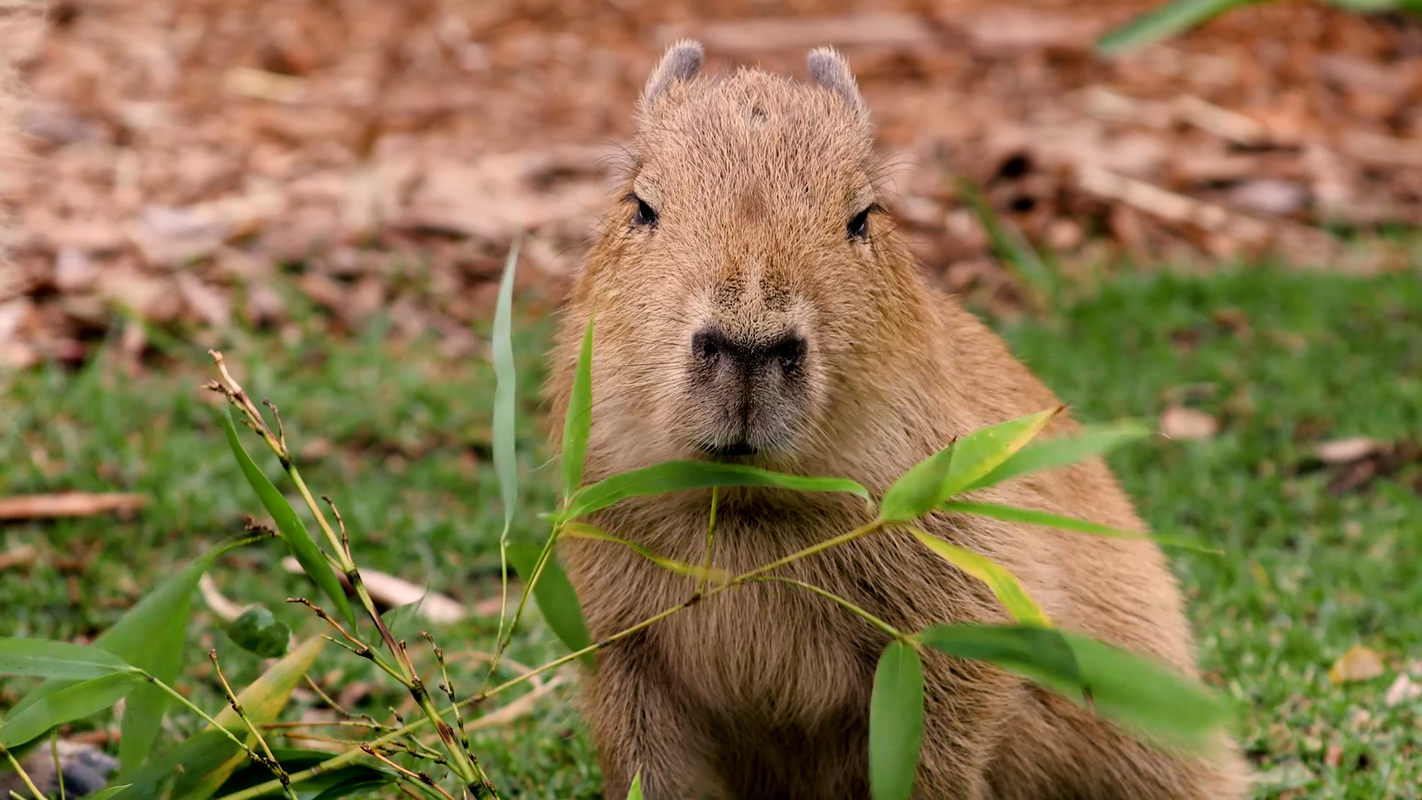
xmin=310 ymin=774 xmax=396 ymax=799
xmin=939 ymin=501 xmax=1218 ymax=553
xmin=507 ymin=542 xmax=593 ymax=666
xmin=0 ymin=672 xmax=144 ymax=748
xmin=492 ymin=238 xmax=521 ymax=538
xmin=869 ymin=641 xmax=924 ymax=800
xmin=963 ymin=420 xmax=1152 ymax=493
xmin=220 ymin=407 xmax=356 ymax=633
xmin=1095 ymin=0 xmax=1254 ymax=55
xmin=909 ymin=529 xmax=1049 ymax=627
xmin=87 ymin=786 xmax=132 ymax=800
xmin=880 ymin=408 xmax=1060 ymax=523
xmin=217 ymin=755 xmax=393 ymax=799
xmin=1058 ymin=631 xmax=1229 ymax=751
xmin=878 ymin=443 xmax=955 ymax=524
xmin=10 ymin=538 xmax=252 ymax=777
xmin=0 ymin=639 xmax=136 ymax=680
xmin=565 ymin=461 xmax=869 ymax=521
xmin=938 ymin=408 xmax=1061 ymax=500
xmin=919 ymin=624 xmax=1082 ymax=697
xmin=562 ymin=316 xmax=595 ymax=500
xmin=563 ymin=522 xmax=731 ymax=585
xmin=224 ymin=606 xmax=291 ymax=659
xmin=626 ymin=772 xmax=644 ymax=800
xmin=118 ymin=636 xmax=328 ymax=800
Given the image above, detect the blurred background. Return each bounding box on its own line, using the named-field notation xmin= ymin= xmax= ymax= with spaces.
xmin=1 ymin=2 xmax=1420 ymax=798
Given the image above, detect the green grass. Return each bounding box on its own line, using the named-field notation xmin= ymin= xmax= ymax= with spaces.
xmin=2 ymin=265 xmax=1420 ymax=798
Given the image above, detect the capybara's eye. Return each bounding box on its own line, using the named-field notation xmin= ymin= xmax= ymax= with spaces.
xmin=847 ymin=204 xmax=879 ymax=240
xmin=627 ymin=194 xmax=659 ymax=228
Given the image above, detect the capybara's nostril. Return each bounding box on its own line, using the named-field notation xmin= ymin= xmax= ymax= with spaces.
xmin=693 ymin=328 xmax=728 ymax=364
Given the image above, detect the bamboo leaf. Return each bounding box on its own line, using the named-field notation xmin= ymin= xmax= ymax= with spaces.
xmin=919 ymin=623 xmax=1083 ymax=697
xmin=565 ymin=461 xmax=869 ymax=521
xmin=963 ymin=420 xmax=1152 ymax=493
xmin=939 ymin=501 xmax=1218 ymax=553
xmin=868 ymin=641 xmax=924 ymax=800
xmin=507 ymin=542 xmax=593 ymax=666
xmin=86 ymin=787 xmax=132 ymax=800
xmin=626 ymin=772 xmax=644 ymax=800
xmin=0 ymin=639 xmax=137 ymax=680
xmin=492 ymin=238 xmax=521 ymax=539
xmin=0 ymin=672 xmax=144 ymax=748
xmin=909 ymin=529 xmax=1050 ymax=627
xmin=880 ymin=408 xmax=1060 ymax=523
xmin=309 ymin=774 xmax=396 ymax=799
xmin=562 ymin=315 xmax=595 ymax=500
xmin=220 ymin=407 xmax=356 ymax=633
xmin=1095 ymin=0 xmax=1257 ymax=55
xmin=563 ymin=522 xmax=731 ymax=585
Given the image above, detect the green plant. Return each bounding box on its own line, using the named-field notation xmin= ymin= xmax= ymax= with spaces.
xmin=0 ymin=246 xmax=1233 ymax=800
xmin=1096 ymin=0 xmax=1422 ymax=55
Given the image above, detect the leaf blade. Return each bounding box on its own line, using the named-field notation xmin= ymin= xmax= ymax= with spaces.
xmin=220 ymin=407 xmax=356 ymax=632
xmin=626 ymin=772 xmax=644 ymax=800
xmin=0 ymin=672 xmax=144 ymax=748
xmin=963 ymin=420 xmax=1153 ymax=493
xmin=0 ymin=639 xmax=137 ymax=680
xmin=919 ymin=624 xmax=1083 ymax=697
xmin=492 ymin=238 xmax=521 ymax=536
xmin=562 ymin=315 xmax=595 ymax=500
xmin=1095 ymin=0 xmax=1256 ymax=55
xmin=507 ymin=542 xmax=593 ymax=666
xmin=939 ymin=501 xmax=1218 ymax=553
xmin=909 ymin=529 xmax=1050 ymax=627
xmin=868 ymin=641 xmax=924 ymax=800
xmin=565 ymin=461 xmax=869 ymax=521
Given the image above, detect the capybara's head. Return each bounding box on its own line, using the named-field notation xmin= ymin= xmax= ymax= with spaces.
xmin=554 ymin=41 xmax=929 ymax=478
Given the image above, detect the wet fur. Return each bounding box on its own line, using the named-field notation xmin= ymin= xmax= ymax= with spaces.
xmin=548 ymin=44 xmax=1251 ymax=800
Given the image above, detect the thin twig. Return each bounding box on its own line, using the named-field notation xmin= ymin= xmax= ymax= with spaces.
xmin=360 ymin=746 xmax=458 ymax=800
xmin=211 ymin=650 xmax=299 ymax=800
xmin=750 ymin=577 xmax=904 ymax=639
xmin=424 ymin=633 xmax=470 ymax=753
xmin=698 ymin=487 xmax=719 ymax=593
xmin=50 ymin=733 xmax=65 ymax=800
xmin=0 ymin=745 xmax=45 ymax=800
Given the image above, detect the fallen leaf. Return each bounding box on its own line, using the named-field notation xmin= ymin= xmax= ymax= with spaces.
xmin=1315 ymin=437 xmax=1378 ymax=464
xmin=1384 ymin=673 xmax=1420 ymax=707
xmin=199 ymin=573 xmax=248 ymax=623
xmin=0 ymin=493 xmax=147 ymax=520
xmin=1160 ymin=407 xmax=1218 ymax=440
xmin=0 ymin=544 xmax=39 ymax=570
xmin=1329 ymin=645 xmax=1384 ymax=685
xmin=1324 ymin=744 xmax=1343 ymax=768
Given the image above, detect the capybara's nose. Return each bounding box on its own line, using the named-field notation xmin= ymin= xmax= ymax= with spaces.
xmin=691 ymin=326 xmax=805 ymax=378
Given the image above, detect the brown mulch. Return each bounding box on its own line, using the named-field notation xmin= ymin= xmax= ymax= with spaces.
xmin=1 ymin=0 xmax=1420 ymax=369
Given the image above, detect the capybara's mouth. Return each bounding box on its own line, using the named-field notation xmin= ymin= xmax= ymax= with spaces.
xmin=701 ymin=440 xmax=758 ymax=459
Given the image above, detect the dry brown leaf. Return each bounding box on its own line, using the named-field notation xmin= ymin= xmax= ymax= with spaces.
xmin=1160 ymin=407 xmax=1218 ymax=440
xmin=199 ymin=573 xmax=247 ymax=623
xmin=1315 ymin=437 xmax=1378 ymax=464
xmin=0 ymin=544 xmax=39 ymax=570
xmin=1329 ymin=644 xmax=1385 ymax=685
xmin=0 ymin=492 xmax=147 ymax=520
xmin=1384 ymin=672 xmax=1421 ymax=707
xmin=280 ymin=557 xmax=465 ymax=623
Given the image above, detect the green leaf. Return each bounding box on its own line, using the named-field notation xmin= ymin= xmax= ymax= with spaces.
xmin=0 ymin=638 xmax=137 ymax=680
xmin=879 ymin=408 xmax=1060 ymax=523
xmin=507 ymin=542 xmax=593 ymax=666
xmin=86 ymin=786 xmax=133 ymax=800
xmin=563 ymin=522 xmax=731 ymax=585
xmin=309 ymin=774 xmax=395 ymax=799
xmin=0 ymin=672 xmax=144 ymax=748
xmin=919 ymin=624 xmax=1083 ymax=698
xmin=626 ymin=772 xmax=643 ymax=800
xmin=963 ymin=420 xmax=1152 ymax=493
xmin=565 ymin=461 xmax=870 ymax=521
xmin=220 ymin=407 xmax=356 ymax=633
xmin=909 ymin=529 xmax=1050 ymax=627
xmin=224 ymin=606 xmax=292 ymax=659
xmin=1095 ymin=0 xmax=1256 ymax=55
xmin=1059 ymin=631 xmax=1229 ymax=752
xmin=492 ymin=237 xmax=521 ymax=539
xmin=868 ymin=641 xmax=924 ymax=800
xmin=919 ymin=625 xmax=1228 ymax=751
xmin=10 ymin=539 xmax=252 ymax=777
xmin=939 ymin=501 xmax=1219 ymax=553
xmin=562 ymin=315 xmax=595 ymax=500
xmin=117 ymin=637 xmax=327 ymax=800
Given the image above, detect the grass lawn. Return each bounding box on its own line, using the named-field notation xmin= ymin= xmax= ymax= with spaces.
xmin=1 ymin=263 xmax=1419 ymax=798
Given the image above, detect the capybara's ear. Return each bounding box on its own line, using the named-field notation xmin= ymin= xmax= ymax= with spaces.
xmin=640 ymin=39 xmax=705 ymax=112
xmin=807 ymin=46 xmax=868 ymax=123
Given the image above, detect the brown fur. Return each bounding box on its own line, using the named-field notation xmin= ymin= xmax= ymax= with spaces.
xmin=545 ymin=42 xmax=1251 ymax=800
